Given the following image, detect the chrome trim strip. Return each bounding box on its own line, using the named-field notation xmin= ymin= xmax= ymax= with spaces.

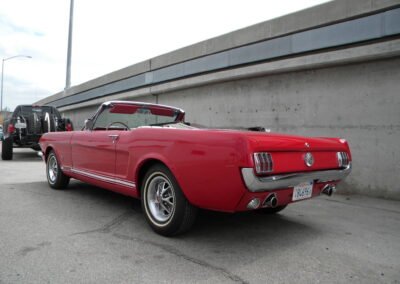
xmin=61 ymin=165 xmax=72 ymax=171
xmin=241 ymin=163 xmax=352 ymax=192
xmin=71 ymin=168 xmax=136 ymax=188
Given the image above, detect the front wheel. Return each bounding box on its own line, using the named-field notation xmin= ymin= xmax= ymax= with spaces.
xmin=1 ymin=137 xmax=13 ymax=160
xmin=46 ymin=150 xmax=70 ymax=189
xmin=141 ymin=164 xmax=198 ymax=236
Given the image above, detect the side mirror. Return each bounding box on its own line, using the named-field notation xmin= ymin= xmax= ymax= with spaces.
xmin=84 ymin=118 xmax=93 ymax=130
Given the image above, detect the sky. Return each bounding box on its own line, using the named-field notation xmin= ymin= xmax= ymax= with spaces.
xmin=0 ymin=0 xmax=330 ymax=110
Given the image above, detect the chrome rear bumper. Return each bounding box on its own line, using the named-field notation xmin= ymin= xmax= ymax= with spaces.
xmin=241 ymin=163 xmax=352 ymax=192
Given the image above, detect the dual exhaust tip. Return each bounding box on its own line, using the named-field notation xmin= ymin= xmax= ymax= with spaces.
xmin=263 ymin=193 xmax=278 ymax=208
xmin=247 ymin=185 xmax=335 ymax=210
xmin=246 ymin=193 xmax=278 ymax=210
xmin=322 ymin=184 xmax=335 ymax=196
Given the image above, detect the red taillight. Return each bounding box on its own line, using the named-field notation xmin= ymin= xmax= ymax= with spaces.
xmin=66 ymin=123 xmax=73 ymax=131
xmin=8 ymin=124 xmax=15 ymax=133
xmin=253 ymin=152 xmax=273 ymax=174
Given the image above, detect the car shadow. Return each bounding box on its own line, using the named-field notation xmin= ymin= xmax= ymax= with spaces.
xmin=65 ymin=180 xmax=138 ymax=209
xmin=63 ymin=180 xmax=321 ymax=249
xmin=187 ymin=208 xmax=319 ymax=246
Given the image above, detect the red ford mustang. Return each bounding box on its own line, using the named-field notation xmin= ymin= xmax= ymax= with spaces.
xmin=39 ymin=101 xmax=352 ymax=236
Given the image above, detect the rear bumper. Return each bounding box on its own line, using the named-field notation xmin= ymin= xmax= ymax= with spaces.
xmin=241 ymin=163 xmax=352 ymax=192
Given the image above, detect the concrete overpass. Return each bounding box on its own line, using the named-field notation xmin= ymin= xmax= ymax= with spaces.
xmin=37 ymin=0 xmax=400 ymax=199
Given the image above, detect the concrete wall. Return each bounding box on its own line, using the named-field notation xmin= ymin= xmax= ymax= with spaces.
xmin=62 ymin=57 xmax=400 ymax=200
xmin=37 ymin=0 xmax=400 ymax=108
xmin=156 ymin=58 xmax=400 ymax=200
xmin=40 ymin=0 xmax=400 ymax=199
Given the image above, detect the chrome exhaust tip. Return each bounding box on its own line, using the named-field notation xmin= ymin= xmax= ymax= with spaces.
xmin=322 ymin=184 xmax=335 ymax=196
xmin=263 ymin=193 xmax=278 ymax=208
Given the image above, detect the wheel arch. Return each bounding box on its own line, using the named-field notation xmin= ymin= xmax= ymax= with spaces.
xmin=136 ymin=158 xmax=170 ymax=198
xmin=44 ymin=146 xmax=55 ymax=162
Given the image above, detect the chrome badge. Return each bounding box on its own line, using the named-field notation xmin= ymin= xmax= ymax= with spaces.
xmin=304 ymin=152 xmax=314 ymax=167
xmin=305 ymin=142 xmax=310 ymax=148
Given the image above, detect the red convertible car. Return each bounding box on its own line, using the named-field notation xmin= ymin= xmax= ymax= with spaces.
xmin=39 ymin=101 xmax=352 ymax=236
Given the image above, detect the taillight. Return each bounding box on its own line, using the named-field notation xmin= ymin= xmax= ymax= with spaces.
xmin=253 ymin=152 xmax=273 ymax=174
xmin=8 ymin=124 xmax=15 ymax=133
xmin=337 ymin=152 xmax=350 ymax=167
xmin=66 ymin=123 xmax=73 ymax=131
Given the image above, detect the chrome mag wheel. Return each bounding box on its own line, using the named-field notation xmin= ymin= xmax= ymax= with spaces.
xmin=146 ymin=174 xmax=176 ymax=223
xmin=46 ymin=150 xmax=70 ymax=190
xmin=48 ymin=155 xmax=58 ymax=184
xmin=141 ymin=164 xmax=198 ymax=236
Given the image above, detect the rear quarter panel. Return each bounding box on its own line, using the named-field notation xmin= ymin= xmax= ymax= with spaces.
xmin=121 ymin=128 xmax=252 ymax=212
xmin=125 ymin=128 xmax=351 ymax=212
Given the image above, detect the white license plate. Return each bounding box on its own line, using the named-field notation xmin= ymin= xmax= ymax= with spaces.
xmin=292 ymin=181 xmax=313 ymax=201
xmin=15 ymin=122 xmax=27 ymax=128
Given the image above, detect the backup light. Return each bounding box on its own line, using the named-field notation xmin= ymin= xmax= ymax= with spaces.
xmin=253 ymin=152 xmax=273 ymax=174
xmin=337 ymin=152 xmax=350 ymax=167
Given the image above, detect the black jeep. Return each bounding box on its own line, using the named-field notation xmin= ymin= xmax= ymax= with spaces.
xmin=1 ymin=105 xmax=73 ymax=160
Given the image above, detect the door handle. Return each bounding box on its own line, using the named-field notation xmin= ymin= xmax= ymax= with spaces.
xmin=108 ymin=134 xmax=119 ymax=143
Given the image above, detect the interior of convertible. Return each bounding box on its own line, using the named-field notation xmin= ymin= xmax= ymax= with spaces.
xmin=91 ymin=104 xmax=181 ymax=131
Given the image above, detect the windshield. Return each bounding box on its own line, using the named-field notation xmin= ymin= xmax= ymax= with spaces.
xmin=93 ymin=104 xmax=181 ymax=129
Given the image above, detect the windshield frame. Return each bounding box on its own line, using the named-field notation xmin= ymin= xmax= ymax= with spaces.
xmin=87 ymin=101 xmax=185 ymax=131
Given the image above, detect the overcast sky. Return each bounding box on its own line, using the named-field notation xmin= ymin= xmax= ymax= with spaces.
xmin=0 ymin=0 xmax=329 ymax=110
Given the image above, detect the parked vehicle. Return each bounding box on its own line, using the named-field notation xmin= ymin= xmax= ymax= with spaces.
xmin=2 ymin=105 xmax=73 ymax=160
xmin=0 ymin=125 xmax=3 ymax=141
xmin=39 ymin=101 xmax=352 ymax=236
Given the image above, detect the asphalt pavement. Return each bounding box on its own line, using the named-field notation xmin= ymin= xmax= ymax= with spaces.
xmin=0 ymin=147 xmax=399 ymax=284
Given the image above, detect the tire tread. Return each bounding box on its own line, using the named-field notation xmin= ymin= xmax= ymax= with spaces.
xmin=141 ymin=163 xmax=198 ymax=236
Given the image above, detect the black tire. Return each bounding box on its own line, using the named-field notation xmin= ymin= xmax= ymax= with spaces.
xmin=141 ymin=164 xmax=198 ymax=236
xmin=1 ymin=137 xmax=13 ymax=160
xmin=46 ymin=150 xmax=70 ymax=189
xmin=258 ymin=205 xmax=287 ymax=214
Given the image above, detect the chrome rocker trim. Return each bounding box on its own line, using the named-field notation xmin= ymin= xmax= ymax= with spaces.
xmin=71 ymin=168 xmax=136 ymax=189
xmin=241 ymin=163 xmax=352 ymax=192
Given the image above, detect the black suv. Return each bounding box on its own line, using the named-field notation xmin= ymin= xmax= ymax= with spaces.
xmin=1 ymin=105 xmax=73 ymax=160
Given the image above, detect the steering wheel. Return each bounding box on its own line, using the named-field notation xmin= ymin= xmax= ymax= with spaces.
xmin=106 ymin=121 xmax=130 ymax=130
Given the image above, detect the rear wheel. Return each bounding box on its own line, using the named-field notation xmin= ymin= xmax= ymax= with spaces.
xmin=258 ymin=205 xmax=287 ymax=214
xmin=46 ymin=150 xmax=70 ymax=189
xmin=1 ymin=137 xmax=13 ymax=160
xmin=141 ymin=164 xmax=198 ymax=236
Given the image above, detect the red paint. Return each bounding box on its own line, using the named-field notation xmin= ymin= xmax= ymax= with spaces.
xmin=40 ymin=102 xmax=352 ymax=213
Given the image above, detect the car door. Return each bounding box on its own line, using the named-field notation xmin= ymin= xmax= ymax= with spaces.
xmin=71 ymin=130 xmax=118 ymax=178
xmin=70 ymin=105 xmax=120 ymax=179
xmin=114 ymin=129 xmax=135 ymax=182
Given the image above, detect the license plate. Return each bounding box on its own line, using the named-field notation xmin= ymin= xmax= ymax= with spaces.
xmin=15 ymin=122 xmax=27 ymax=128
xmin=292 ymin=181 xmax=313 ymax=201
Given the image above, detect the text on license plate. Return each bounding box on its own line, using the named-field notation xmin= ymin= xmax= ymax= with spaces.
xmin=292 ymin=181 xmax=313 ymax=201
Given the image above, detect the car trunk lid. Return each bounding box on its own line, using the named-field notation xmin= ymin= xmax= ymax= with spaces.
xmin=244 ymin=132 xmax=350 ymax=174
